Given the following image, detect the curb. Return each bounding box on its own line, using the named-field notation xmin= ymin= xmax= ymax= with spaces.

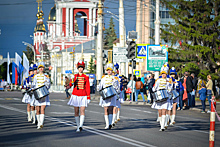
xmin=91 ymin=95 xmax=219 ymax=112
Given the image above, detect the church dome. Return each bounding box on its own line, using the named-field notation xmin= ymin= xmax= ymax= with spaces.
xmin=48 ymin=5 xmax=56 ymax=21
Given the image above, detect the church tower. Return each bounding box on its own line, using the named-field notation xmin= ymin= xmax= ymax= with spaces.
xmin=33 ymin=0 xmax=47 ymax=60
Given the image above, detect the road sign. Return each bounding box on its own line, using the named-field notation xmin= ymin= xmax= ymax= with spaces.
xmin=128 ymin=31 xmax=138 ymax=39
xmin=65 ymin=70 xmax=72 ymax=74
xmin=113 ymin=47 xmax=128 ymax=62
xmin=136 ymin=44 xmax=149 ymax=58
xmin=134 ymin=70 xmax=141 ymax=77
xmin=146 ymin=45 xmax=168 ymax=71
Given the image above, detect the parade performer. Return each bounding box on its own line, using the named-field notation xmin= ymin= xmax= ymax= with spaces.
xmin=151 ymin=63 xmax=173 ymax=131
xmin=113 ymin=63 xmax=124 ymax=123
xmin=33 ymin=62 xmax=51 ymax=129
xmin=22 ymin=66 xmax=34 ymax=122
xmin=98 ymin=62 xmax=119 ymax=129
xmin=169 ymin=67 xmax=179 ymax=125
xmin=67 ymin=60 xmax=90 ymax=132
xmin=30 ymin=64 xmax=38 ymax=124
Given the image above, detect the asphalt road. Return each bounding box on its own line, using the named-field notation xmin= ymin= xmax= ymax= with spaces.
xmin=0 ymin=91 xmax=219 ymax=147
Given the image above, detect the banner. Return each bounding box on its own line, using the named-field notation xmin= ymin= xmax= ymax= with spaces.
xmin=12 ymin=62 xmax=18 ymax=84
xmin=23 ymin=53 xmax=29 ymax=83
xmin=7 ymin=52 xmax=11 ymax=84
xmin=15 ymin=53 xmax=22 ymax=85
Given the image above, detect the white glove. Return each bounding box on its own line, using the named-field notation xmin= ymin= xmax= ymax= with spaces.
xmin=87 ymin=99 xmax=91 ymax=104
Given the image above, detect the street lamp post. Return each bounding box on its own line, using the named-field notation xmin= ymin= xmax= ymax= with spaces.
xmin=22 ymin=41 xmax=36 ymax=63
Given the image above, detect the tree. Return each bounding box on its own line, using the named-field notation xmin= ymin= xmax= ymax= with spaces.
xmin=23 ymin=46 xmax=34 ymax=64
xmin=161 ymin=0 xmax=220 ymax=80
xmin=0 ymin=62 xmax=7 ymax=80
xmin=104 ymin=17 xmax=117 ymax=50
xmin=88 ymin=56 xmax=95 ymax=74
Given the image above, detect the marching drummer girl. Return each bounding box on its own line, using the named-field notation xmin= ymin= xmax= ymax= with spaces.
xmin=169 ymin=67 xmax=179 ymax=125
xmin=22 ymin=66 xmax=34 ymax=122
xmin=98 ymin=62 xmax=119 ymax=129
xmin=113 ymin=64 xmax=124 ymax=124
xmin=151 ymin=65 xmax=173 ymax=131
xmin=30 ymin=64 xmax=38 ymax=124
xmin=67 ymin=60 xmax=90 ymax=132
xmin=33 ymin=62 xmax=51 ymax=129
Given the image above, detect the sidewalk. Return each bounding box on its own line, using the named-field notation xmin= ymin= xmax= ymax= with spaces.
xmin=90 ymin=94 xmax=220 ymax=113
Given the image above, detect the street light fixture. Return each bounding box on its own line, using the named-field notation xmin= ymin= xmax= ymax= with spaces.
xmin=22 ymin=41 xmax=36 ymax=63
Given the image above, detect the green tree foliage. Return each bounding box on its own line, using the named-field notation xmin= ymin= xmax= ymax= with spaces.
xmin=23 ymin=46 xmax=34 ymax=64
xmin=88 ymin=56 xmax=95 ymax=74
xmin=161 ymin=0 xmax=220 ymax=80
xmin=104 ymin=17 xmax=117 ymax=50
xmin=0 ymin=62 xmax=7 ymax=80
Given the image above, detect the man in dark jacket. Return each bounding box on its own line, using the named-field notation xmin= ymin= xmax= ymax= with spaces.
xmin=185 ymin=72 xmax=193 ymax=108
xmin=191 ymin=73 xmax=198 ymax=107
xmin=148 ymin=74 xmax=155 ymax=104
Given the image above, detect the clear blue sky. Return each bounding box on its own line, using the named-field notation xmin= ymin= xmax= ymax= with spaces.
xmin=0 ymin=0 xmax=136 ymax=58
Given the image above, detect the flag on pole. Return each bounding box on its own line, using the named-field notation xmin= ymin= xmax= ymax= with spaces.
xmin=12 ymin=62 xmax=18 ymax=84
xmin=7 ymin=52 xmax=11 ymax=84
xmin=18 ymin=62 xmax=24 ymax=85
xmin=23 ymin=53 xmax=29 ymax=84
xmin=15 ymin=52 xmax=22 ymax=85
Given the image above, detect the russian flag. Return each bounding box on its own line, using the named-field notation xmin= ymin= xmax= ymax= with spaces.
xmin=12 ymin=62 xmax=18 ymax=84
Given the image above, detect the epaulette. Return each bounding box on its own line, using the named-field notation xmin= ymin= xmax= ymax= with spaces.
xmin=155 ymin=78 xmax=160 ymax=82
xmin=102 ymin=75 xmax=105 ymax=78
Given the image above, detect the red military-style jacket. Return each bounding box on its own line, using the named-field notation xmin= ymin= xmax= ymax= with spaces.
xmin=69 ymin=73 xmax=90 ymax=100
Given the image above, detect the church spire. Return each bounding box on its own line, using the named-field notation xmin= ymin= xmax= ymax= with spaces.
xmin=34 ymin=0 xmax=46 ymax=32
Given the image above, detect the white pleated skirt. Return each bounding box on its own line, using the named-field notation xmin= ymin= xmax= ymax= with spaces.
xmin=67 ymin=95 xmax=88 ymax=107
xmin=22 ymin=93 xmax=31 ymax=104
xmin=34 ymin=95 xmax=50 ymax=106
xmin=30 ymin=95 xmax=35 ymax=106
xmin=173 ymin=97 xmax=179 ymax=104
xmin=99 ymin=95 xmax=116 ymax=107
xmin=151 ymin=100 xmax=168 ymax=110
xmin=116 ymin=100 xmax=121 ymax=108
xmin=167 ymin=98 xmax=173 ymax=110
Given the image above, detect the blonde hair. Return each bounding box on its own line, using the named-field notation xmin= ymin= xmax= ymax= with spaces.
xmin=207 ymin=75 xmax=211 ymax=80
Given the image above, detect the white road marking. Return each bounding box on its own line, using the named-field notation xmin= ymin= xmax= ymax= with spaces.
xmin=130 ymin=108 xmax=152 ymax=114
xmin=0 ymin=104 xmax=156 ymax=147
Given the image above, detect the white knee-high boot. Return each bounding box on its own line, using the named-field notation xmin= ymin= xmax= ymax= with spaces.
xmin=112 ymin=114 xmax=116 ymax=127
xmin=39 ymin=114 xmax=45 ymax=128
xmin=79 ymin=115 xmax=85 ymax=131
xmin=156 ymin=112 xmax=160 ymax=122
xmin=104 ymin=115 xmax=109 ymax=129
xmin=165 ymin=114 xmax=169 ymax=128
xmin=158 ymin=117 xmax=161 ymax=126
xmin=160 ymin=115 xmax=166 ymax=131
xmin=36 ymin=115 xmax=41 ymax=129
xmin=75 ymin=116 xmax=80 ymax=132
xmin=108 ymin=114 xmax=113 ymax=129
xmin=170 ymin=115 xmax=176 ymax=125
xmin=116 ymin=111 xmax=120 ymax=121
xmin=31 ymin=111 xmax=36 ymax=124
xmin=27 ymin=111 xmax=31 ymax=122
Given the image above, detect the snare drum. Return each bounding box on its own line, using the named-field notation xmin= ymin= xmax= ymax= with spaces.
xmin=99 ymin=85 xmax=116 ymax=100
xmin=172 ymin=90 xmax=179 ymax=100
xmin=153 ymin=89 xmax=169 ymax=102
xmin=33 ymin=85 xmax=49 ymax=100
xmin=27 ymin=89 xmax=33 ymax=97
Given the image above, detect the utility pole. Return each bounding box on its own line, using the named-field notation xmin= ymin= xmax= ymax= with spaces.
xmin=154 ymin=0 xmax=160 ymax=79
xmin=96 ymin=0 xmax=104 ymax=83
xmin=119 ymin=0 xmax=126 ymax=76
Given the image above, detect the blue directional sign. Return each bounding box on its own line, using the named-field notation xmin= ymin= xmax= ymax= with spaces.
xmin=136 ymin=44 xmax=149 ymax=58
xmin=65 ymin=70 xmax=72 ymax=74
xmin=134 ymin=70 xmax=141 ymax=77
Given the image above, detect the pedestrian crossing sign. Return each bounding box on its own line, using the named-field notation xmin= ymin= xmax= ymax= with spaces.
xmin=136 ymin=44 xmax=149 ymax=58
xmin=134 ymin=70 xmax=141 ymax=77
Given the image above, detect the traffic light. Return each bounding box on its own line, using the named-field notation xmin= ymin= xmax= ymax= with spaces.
xmin=126 ymin=41 xmax=136 ymax=59
xmin=133 ymin=60 xmax=136 ymax=69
